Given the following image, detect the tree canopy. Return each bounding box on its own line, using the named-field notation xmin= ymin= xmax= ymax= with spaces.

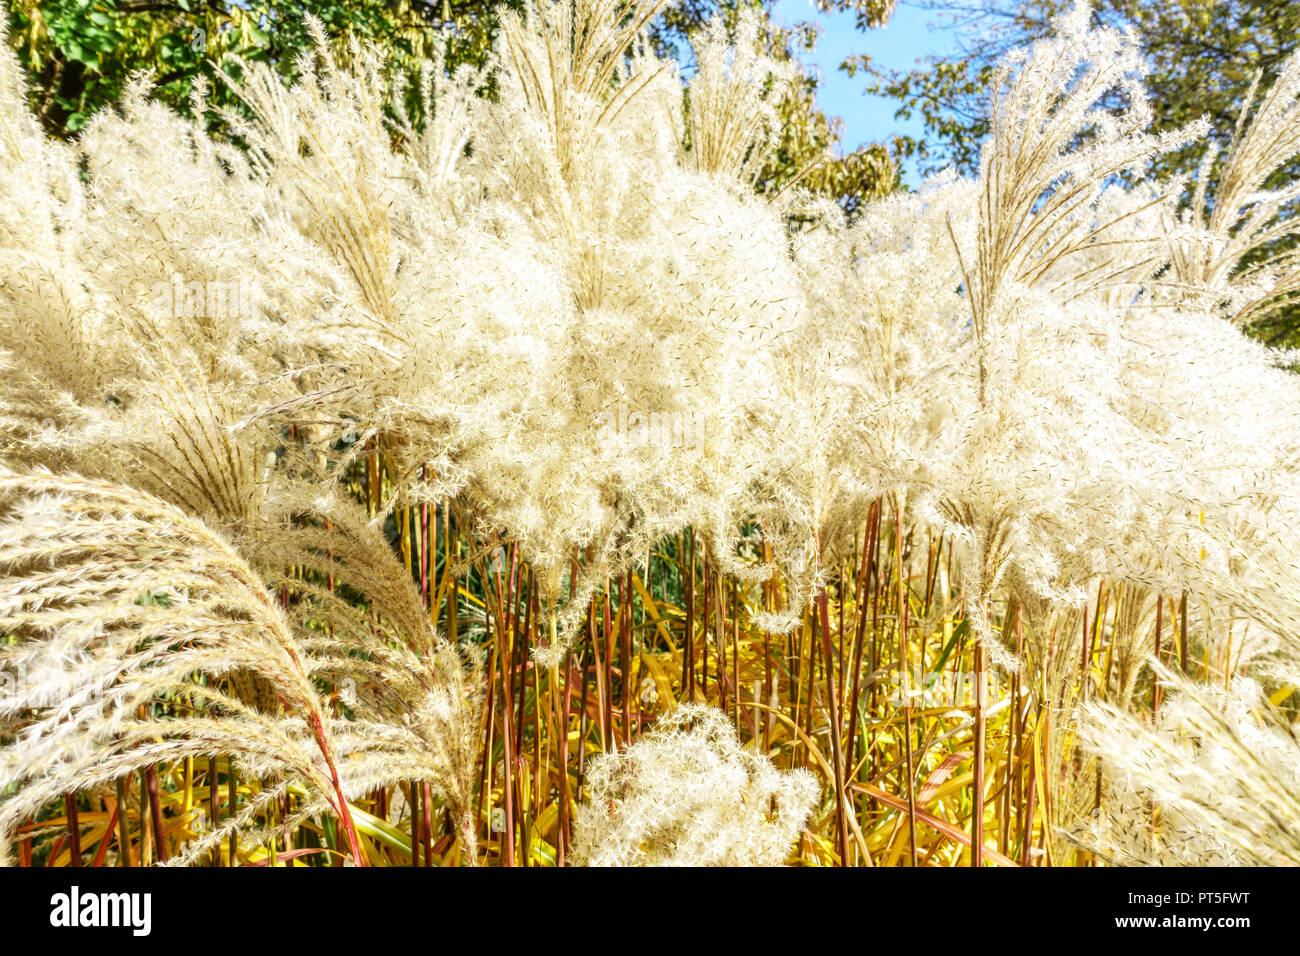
xmin=5 ymin=0 xmax=900 ymax=211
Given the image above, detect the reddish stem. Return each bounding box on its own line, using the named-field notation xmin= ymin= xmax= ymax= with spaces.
xmin=308 ymin=712 xmax=366 ymax=866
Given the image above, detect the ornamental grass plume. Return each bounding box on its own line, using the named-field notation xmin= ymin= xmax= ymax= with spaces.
xmin=211 ymin=1 xmax=808 ymax=661
xmin=764 ymin=5 xmax=1300 ymax=858
xmin=246 ymin=480 xmax=483 ymax=856
xmin=0 ymin=470 xmax=354 ymax=866
xmin=450 ymin=0 xmax=805 ymax=656
xmin=1170 ymin=47 xmax=1300 ymax=329
xmin=805 ymin=6 xmax=1300 ymax=677
xmin=0 ymin=10 xmax=482 ymax=862
xmin=0 ymin=463 xmax=484 ymax=864
xmin=1078 ymin=662 xmax=1300 ymax=867
xmin=572 ymin=704 xmax=818 ymax=866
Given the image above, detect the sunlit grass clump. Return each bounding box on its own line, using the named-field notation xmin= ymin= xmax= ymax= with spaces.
xmin=2 ymin=0 xmax=1300 ymax=866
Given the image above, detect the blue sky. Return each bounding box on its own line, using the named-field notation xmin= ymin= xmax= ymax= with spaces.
xmin=769 ymin=0 xmax=963 ymax=184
